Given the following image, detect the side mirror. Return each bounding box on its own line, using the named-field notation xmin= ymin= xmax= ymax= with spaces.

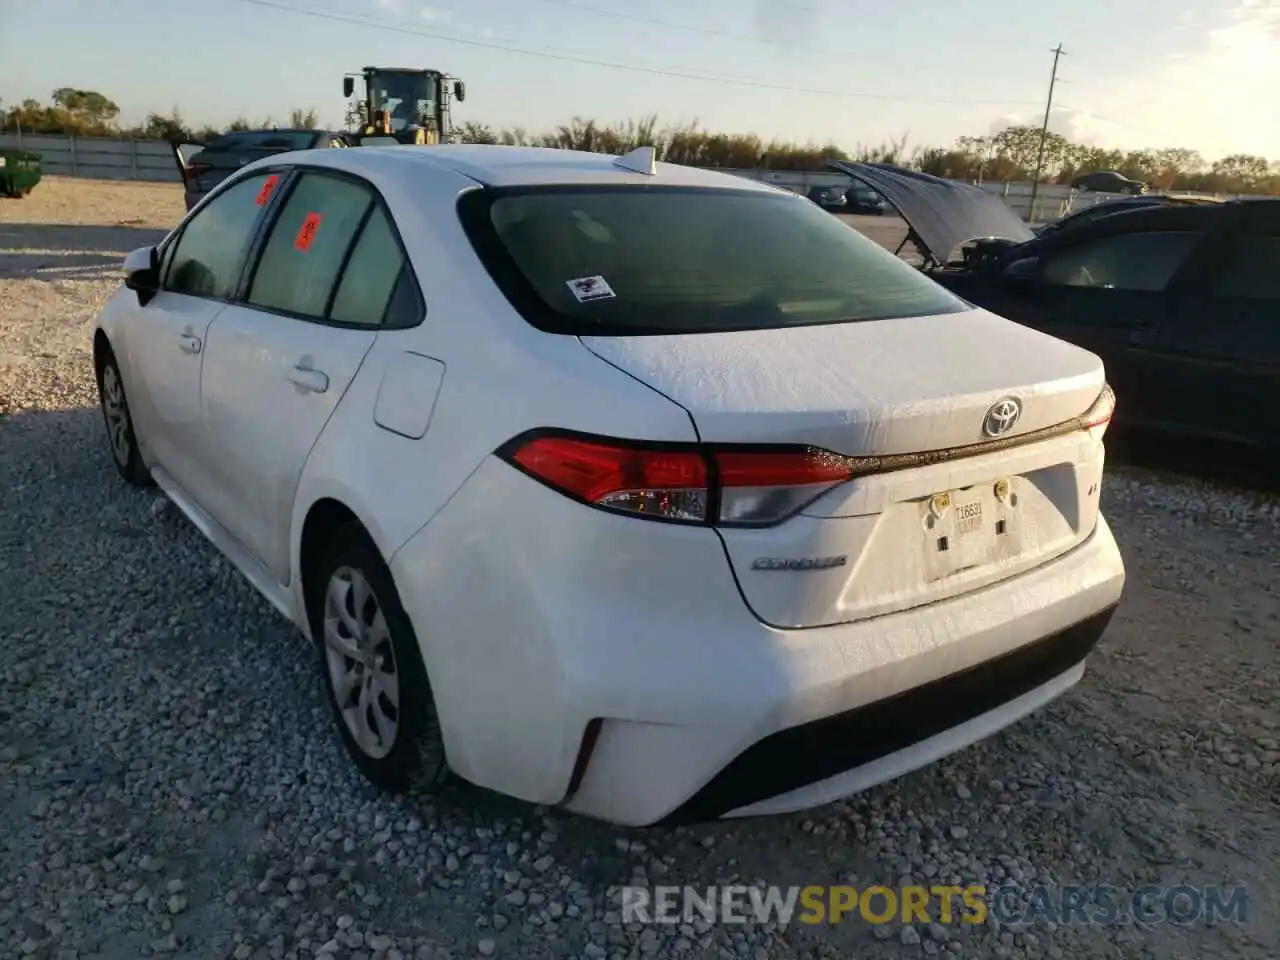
xmin=343 ymin=76 xmax=355 ymax=98
xmin=123 ymin=246 xmax=160 ymax=306
xmin=453 ymin=80 xmax=466 ymax=102
xmin=1003 ymin=256 xmax=1041 ymax=284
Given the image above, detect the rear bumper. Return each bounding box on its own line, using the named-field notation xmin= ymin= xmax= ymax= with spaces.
xmin=391 ymin=456 xmax=1125 ymax=827
xmin=661 ymin=603 xmax=1114 ymax=822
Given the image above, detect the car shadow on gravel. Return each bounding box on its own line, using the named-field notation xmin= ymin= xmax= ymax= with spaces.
xmin=0 ymin=222 xmax=169 ymax=282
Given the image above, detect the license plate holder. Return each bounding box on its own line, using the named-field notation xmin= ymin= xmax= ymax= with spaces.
xmin=921 ymin=484 xmax=1016 ymax=581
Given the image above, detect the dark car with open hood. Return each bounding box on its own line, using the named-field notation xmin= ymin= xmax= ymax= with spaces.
xmin=169 ymin=129 xmax=355 ymax=211
xmin=829 ymin=161 xmax=1280 ymax=487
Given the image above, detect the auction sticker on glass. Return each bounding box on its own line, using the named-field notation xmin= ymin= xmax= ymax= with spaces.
xmin=566 ymin=275 xmax=616 ymax=302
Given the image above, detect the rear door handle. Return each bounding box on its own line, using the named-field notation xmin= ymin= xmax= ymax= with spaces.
xmin=179 ymin=333 xmax=202 ymax=354
xmin=286 ymin=365 xmax=330 ymax=394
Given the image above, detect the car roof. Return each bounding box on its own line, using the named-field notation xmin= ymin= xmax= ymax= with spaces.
xmin=266 ymin=144 xmax=787 ymax=193
xmin=216 ymin=128 xmax=329 ymax=138
xmin=1038 ymin=197 xmax=1280 ymax=248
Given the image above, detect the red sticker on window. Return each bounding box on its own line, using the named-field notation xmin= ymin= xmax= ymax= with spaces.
xmin=294 ymin=212 xmax=322 ymax=251
xmin=255 ymin=175 xmax=279 ymax=206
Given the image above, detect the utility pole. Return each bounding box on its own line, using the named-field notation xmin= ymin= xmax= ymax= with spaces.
xmin=1027 ymin=43 xmax=1066 ymax=223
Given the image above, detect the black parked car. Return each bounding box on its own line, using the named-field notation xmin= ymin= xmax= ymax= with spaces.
xmin=170 ymin=129 xmax=355 ymax=210
xmin=805 ymin=185 xmax=848 ymax=212
xmin=844 ymin=184 xmax=890 ymax=215
xmin=1031 ymin=196 xmax=1185 ymax=236
xmin=1070 ymin=170 xmax=1148 ymax=195
xmin=827 ymin=160 xmax=1279 ymax=485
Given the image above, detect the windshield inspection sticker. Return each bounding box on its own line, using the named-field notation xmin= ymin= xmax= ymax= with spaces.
xmin=566 ymin=275 xmax=616 ymax=303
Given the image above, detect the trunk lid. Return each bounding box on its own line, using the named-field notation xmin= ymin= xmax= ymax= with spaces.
xmin=580 ymin=308 xmax=1104 ymax=457
xmin=580 ymin=308 xmax=1109 ymax=630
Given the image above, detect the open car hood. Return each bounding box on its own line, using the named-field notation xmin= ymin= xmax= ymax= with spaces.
xmin=826 ymin=161 xmax=1035 ymax=265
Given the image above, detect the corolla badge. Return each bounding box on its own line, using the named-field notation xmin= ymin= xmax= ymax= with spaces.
xmin=751 ymin=555 xmax=847 ymax=571
xmin=983 ymin=397 xmax=1022 ymax=438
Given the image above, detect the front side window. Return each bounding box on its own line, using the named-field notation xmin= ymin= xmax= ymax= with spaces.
xmin=459 ymin=186 xmax=968 ymax=335
xmin=164 ymin=172 xmax=275 ymax=299
xmin=1041 ymin=230 xmax=1201 ymax=292
xmin=1209 ymin=236 xmax=1280 ymax=300
xmin=247 ymin=172 xmax=373 ymax=319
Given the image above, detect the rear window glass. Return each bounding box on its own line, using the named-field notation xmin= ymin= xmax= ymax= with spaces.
xmin=459 ymin=186 xmax=967 ymax=335
xmin=203 ymin=131 xmax=318 ymax=152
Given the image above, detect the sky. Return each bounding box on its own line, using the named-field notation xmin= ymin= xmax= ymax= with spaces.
xmin=0 ymin=0 xmax=1277 ymax=160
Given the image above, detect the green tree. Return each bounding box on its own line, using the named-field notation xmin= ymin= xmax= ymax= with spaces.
xmin=131 ymin=108 xmax=190 ymax=142
xmin=991 ymin=126 xmax=1069 ymax=180
xmin=288 ymin=107 xmax=320 ymax=129
xmin=458 ymin=121 xmax=498 ymax=144
xmin=1211 ymin=154 xmax=1270 ymax=190
xmin=50 ymin=87 xmax=120 ymax=134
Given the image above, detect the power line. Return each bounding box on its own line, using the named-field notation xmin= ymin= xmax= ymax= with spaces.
xmin=230 ymin=0 xmax=1046 ymax=107
xmin=531 ymin=0 xmax=785 ymax=49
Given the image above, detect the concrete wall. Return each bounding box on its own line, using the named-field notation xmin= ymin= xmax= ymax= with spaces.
xmin=0 ymin=133 xmax=182 ymax=182
xmin=0 ymin=132 xmax=1245 ymax=222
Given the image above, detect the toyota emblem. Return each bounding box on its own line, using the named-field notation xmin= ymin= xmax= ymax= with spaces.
xmin=983 ymin=397 xmax=1022 ymax=438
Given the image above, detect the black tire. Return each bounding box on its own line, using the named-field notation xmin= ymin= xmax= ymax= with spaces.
xmin=308 ymin=522 xmax=449 ymax=793
xmin=95 ymin=348 xmax=153 ymax=487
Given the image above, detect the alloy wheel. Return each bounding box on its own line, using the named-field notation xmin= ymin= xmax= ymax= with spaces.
xmin=322 ymin=566 xmax=401 ymax=760
xmin=101 ymin=364 xmax=132 ymax=468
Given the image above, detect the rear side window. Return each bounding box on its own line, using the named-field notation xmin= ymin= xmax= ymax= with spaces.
xmin=458 ymin=186 xmax=967 ymax=335
xmin=1041 ymin=230 xmax=1200 ymax=292
xmin=328 ymin=206 xmax=412 ymax=326
xmin=164 ymin=172 xmax=274 ymax=299
xmin=248 ymin=172 xmax=373 ymax=319
xmin=1209 ymin=236 xmax=1280 ymax=300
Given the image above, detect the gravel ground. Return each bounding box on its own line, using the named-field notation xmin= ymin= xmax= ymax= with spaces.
xmin=1 ymin=178 xmax=1277 ymax=960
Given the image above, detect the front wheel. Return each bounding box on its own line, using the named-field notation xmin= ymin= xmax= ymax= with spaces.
xmin=96 ymin=351 xmax=153 ymax=486
xmin=309 ymin=523 xmax=449 ymax=793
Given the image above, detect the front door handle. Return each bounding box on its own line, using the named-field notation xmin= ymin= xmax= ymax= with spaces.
xmin=179 ymin=333 xmax=202 ymax=355
xmin=287 ymin=365 xmax=330 ymax=394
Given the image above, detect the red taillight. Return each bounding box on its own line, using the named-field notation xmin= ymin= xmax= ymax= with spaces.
xmin=502 ymin=434 xmax=856 ymax=526
xmin=509 ymin=436 xmax=708 ymax=523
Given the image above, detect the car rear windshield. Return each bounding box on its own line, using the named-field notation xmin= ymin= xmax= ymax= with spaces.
xmin=203 ymin=131 xmax=319 ymax=153
xmin=458 ymin=185 xmax=968 ymax=335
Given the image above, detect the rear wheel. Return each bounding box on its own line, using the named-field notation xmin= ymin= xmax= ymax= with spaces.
xmin=96 ymin=350 xmax=153 ymax=486
xmin=309 ymin=523 xmax=449 ymax=792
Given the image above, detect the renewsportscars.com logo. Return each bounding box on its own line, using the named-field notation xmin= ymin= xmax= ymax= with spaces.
xmin=616 ymin=884 xmax=1249 ymax=928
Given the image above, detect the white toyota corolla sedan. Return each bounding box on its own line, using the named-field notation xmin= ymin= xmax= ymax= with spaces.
xmin=92 ymin=144 xmax=1125 ymax=826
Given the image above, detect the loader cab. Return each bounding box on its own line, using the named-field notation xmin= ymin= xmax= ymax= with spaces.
xmin=343 ymin=67 xmax=466 ymax=145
